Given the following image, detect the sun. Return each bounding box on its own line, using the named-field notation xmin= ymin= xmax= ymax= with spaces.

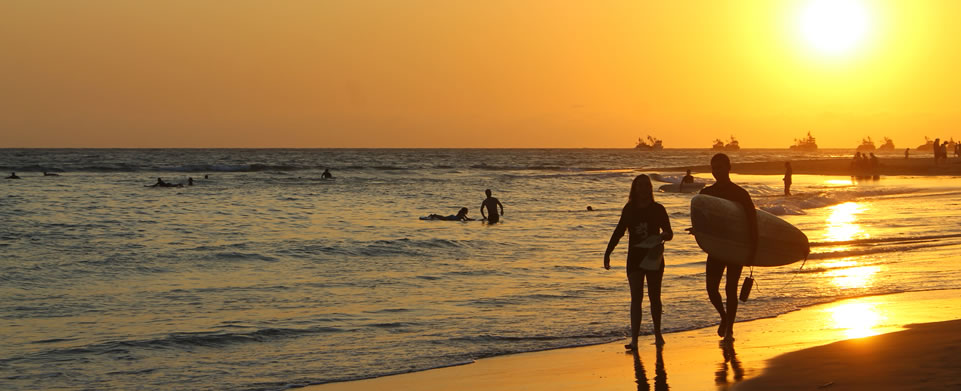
xmin=798 ymin=0 xmax=871 ymax=55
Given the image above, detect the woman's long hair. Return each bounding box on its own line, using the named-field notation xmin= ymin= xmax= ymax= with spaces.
xmin=628 ymin=174 xmax=654 ymax=206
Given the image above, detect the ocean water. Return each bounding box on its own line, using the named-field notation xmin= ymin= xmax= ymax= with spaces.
xmin=2 ymin=148 xmax=960 ymax=390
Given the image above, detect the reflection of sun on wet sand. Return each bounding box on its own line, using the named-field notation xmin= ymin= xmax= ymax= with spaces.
xmin=309 ymin=290 xmax=961 ymax=391
xmin=735 ymin=319 xmax=961 ymax=391
xmin=667 ymin=158 xmax=961 ymax=176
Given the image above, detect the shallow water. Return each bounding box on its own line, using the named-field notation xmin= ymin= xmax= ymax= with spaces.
xmin=2 ymin=149 xmax=960 ymax=390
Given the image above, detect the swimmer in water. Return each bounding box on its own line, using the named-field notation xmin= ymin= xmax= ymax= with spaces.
xmin=7 ymin=172 xmax=21 ymax=179
xmin=322 ymin=169 xmax=334 ymax=179
xmin=480 ymin=189 xmax=504 ymax=224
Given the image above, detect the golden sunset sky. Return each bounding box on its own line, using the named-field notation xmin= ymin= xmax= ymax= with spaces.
xmin=2 ymin=1 xmax=960 ymax=148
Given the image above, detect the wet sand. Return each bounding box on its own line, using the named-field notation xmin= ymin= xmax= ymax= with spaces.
xmin=735 ymin=318 xmax=961 ymax=391
xmin=668 ymin=157 xmax=961 ymax=176
xmin=307 ymin=289 xmax=961 ymax=391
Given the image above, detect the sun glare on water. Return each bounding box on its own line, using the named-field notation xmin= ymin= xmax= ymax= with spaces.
xmin=799 ymin=0 xmax=871 ymax=55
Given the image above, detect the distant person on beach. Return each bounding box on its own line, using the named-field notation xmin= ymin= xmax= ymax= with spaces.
xmin=699 ymin=153 xmax=757 ymax=342
xmin=604 ymin=174 xmax=673 ymax=349
xmin=321 ymin=169 xmax=333 ymax=179
xmin=6 ymin=172 xmax=20 ymax=179
xmin=480 ymin=189 xmax=504 ymax=223
xmin=905 ymin=148 xmax=910 ymax=159
xmin=681 ymin=169 xmax=695 ymax=192
xmin=783 ymin=162 xmax=792 ymax=196
xmin=933 ymin=139 xmax=941 ymax=164
xmin=42 ymin=171 xmax=59 ymax=176
xmin=940 ymin=143 xmax=949 ymax=164
xmin=869 ymin=153 xmax=879 ymax=173
xmin=426 ymin=207 xmax=472 ymax=221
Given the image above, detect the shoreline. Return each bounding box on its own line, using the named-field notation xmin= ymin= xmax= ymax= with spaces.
xmin=660 ymin=157 xmax=961 ymax=176
xmin=306 ymin=289 xmax=961 ymax=391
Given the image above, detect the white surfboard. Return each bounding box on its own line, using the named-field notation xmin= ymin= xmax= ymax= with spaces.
xmin=690 ymin=194 xmax=809 ymax=267
xmin=658 ymin=182 xmax=706 ymax=193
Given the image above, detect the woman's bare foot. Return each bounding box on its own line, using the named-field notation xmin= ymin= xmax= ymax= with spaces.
xmin=723 ymin=330 xmax=735 ymax=342
xmin=655 ymin=335 xmax=665 ymax=346
xmin=717 ymin=318 xmax=727 ymax=337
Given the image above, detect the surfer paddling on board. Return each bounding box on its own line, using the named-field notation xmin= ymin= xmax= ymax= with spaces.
xmin=426 ymin=207 xmax=473 ymax=221
xmin=480 ymin=189 xmax=504 ymax=224
xmin=698 ymin=153 xmax=757 ymax=342
xmin=604 ymin=174 xmax=673 ymax=350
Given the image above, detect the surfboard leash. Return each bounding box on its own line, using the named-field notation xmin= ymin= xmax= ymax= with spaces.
xmin=756 ymin=253 xmax=809 ymax=297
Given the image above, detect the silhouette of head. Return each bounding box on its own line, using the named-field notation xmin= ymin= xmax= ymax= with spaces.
xmin=458 ymin=207 xmax=469 ymax=217
xmin=587 ymin=206 xmax=593 ymax=211
xmin=485 ymin=189 xmax=492 ymax=197
xmin=629 ymin=174 xmax=654 ymax=205
xmin=710 ymin=153 xmax=731 ymax=181
xmin=686 ymin=169 xmax=692 ymax=175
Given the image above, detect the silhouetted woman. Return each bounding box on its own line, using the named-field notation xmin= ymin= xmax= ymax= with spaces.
xmin=604 ymin=174 xmax=673 ymax=349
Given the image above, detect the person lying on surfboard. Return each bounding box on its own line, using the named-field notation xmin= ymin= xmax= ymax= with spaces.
xmin=604 ymin=174 xmax=673 ymax=350
xmin=425 ymin=207 xmax=473 ymax=221
xmin=699 ymin=153 xmax=757 ymax=343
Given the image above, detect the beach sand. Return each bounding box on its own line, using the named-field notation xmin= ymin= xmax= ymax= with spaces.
xmin=670 ymin=157 xmax=961 ymax=176
xmin=735 ymin=318 xmax=961 ymax=391
xmin=308 ymin=289 xmax=961 ymax=391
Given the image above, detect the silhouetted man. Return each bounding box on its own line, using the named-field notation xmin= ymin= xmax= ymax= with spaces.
xmin=6 ymin=172 xmax=20 ymax=179
xmin=480 ymin=189 xmax=504 ymax=223
xmin=699 ymin=153 xmax=757 ymax=342
xmin=783 ymin=162 xmax=792 ymax=196
xmin=680 ymin=169 xmax=695 ymax=192
xmin=322 ymin=168 xmax=333 ymax=179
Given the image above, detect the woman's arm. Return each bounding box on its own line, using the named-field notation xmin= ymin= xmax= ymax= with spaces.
xmin=659 ymin=205 xmax=674 ymax=241
xmin=604 ymin=209 xmax=628 ymax=269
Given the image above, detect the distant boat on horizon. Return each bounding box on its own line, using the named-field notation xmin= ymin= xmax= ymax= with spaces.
xmin=878 ymin=137 xmax=895 ymax=151
xmin=789 ymin=132 xmax=818 ymax=151
xmin=635 ymin=135 xmax=664 ymax=150
xmin=856 ymin=137 xmax=876 ymax=152
xmin=712 ymin=136 xmax=740 ymax=151
xmin=916 ymin=137 xmax=934 ymax=151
